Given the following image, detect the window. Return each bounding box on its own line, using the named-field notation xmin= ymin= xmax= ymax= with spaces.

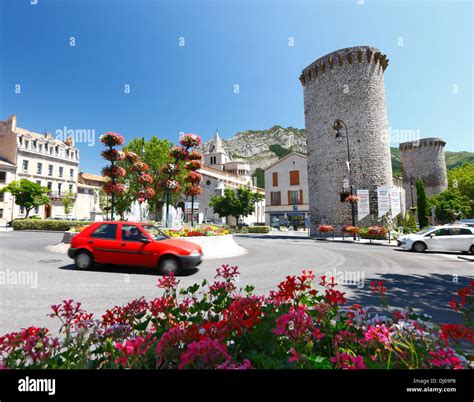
xmin=22 ymin=160 xmax=29 ymax=171
xmin=0 ymin=193 xmax=4 ymax=202
xmin=272 ymin=172 xmax=278 ymax=187
xmin=431 ymin=228 xmax=451 ymax=236
xmin=36 ymin=180 xmax=41 ymax=186
xmin=58 ymin=183 xmax=62 ymax=195
xmin=48 ymin=165 xmax=53 ymax=176
xmin=270 ymin=191 xmax=281 ymax=206
xmin=121 ymin=225 xmax=148 ymax=242
xmin=0 ymin=172 xmax=6 ymax=183
xmin=47 ymin=182 xmax=52 ymax=190
xmin=38 ymin=144 xmax=43 ymax=153
xmin=20 ymin=206 xmax=25 ymax=214
xmin=289 ymin=170 xmax=300 ymax=185
xmin=69 ymin=184 xmax=73 ymax=192
xmin=0 ymin=209 xmax=3 ymax=218
xmin=25 ymin=140 xmax=29 ymax=149
xmin=59 ymin=167 xmax=63 ymax=177
xmin=37 ymin=162 xmax=42 ymax=175
xmin=288 ymin=190 xmax=301 ymax=205
xmin=70 ymin=168 xmax=74 ymax=179
xmin=34 ymin=206 xmax=39 ymax=214
xmin=460 ymin=228 xmax=473 ymax=235
xmin=91 ymin=224 xmax=118 ymax=240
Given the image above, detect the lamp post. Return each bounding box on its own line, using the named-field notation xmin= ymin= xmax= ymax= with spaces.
xmin=332 ymin=119 xmax=356 ymax=240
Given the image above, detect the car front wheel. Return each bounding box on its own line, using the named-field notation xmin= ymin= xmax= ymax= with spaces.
xmin=470 ymin=245 xmax=474 ymax=255
xmin=412 ymin=242 xmax=427 ymax=253
xmin=75 ymin=250 xmax=93 ymax=269
xmin=159 ymin=256 xmax=180 ymax=276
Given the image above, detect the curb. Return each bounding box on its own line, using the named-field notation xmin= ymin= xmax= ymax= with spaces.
xmin=313 ymin=238 xmax=398 ymax=247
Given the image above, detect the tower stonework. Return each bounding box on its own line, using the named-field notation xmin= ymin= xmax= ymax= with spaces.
xmin=300 ymin=46 xmax=393 ymax=232
xmin=399 ymin=138 xmax=448 ymax=208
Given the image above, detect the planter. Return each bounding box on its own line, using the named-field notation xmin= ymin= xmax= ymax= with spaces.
xmin=174 ymin=234 xmax=247 ymax=260
xmin=62 ymin=231 xmax=77 ymax=244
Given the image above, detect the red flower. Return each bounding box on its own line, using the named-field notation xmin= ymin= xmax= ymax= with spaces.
xmin=370 ymin=281 xmax=387 ymax=295
xmin=319 ymin=224 xmax=335 ymax=233
xmin=179 ymin=133 xmax=201 ymax=149
xmin=138 ymin=173 xmax=154 ymax=184
xmin=100 ymin=132 xmax=124 ymax=146
xmin=185 ymin=184 xmax=202 ymax=196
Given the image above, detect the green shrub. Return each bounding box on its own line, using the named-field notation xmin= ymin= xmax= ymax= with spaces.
xmin=247 ymin=226 xmax=271 ymax=233
xmin=12 ymin=219 xmax=93 ymax=231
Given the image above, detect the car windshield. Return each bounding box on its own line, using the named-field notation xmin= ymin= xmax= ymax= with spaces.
xmin=416 ymin=227 xmax=435 ymax=235
xmin=142 ymin=225 xmax=169 ymax=241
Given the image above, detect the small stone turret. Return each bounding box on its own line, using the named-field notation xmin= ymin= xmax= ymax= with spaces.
xmin=399 ymin=138 xmax=448 ymax=208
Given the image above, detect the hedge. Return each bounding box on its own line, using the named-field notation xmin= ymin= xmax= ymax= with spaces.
xmin=12 ymin=219 xmax=93 ymax=231
xmin=247 ymin=226 xmax=271 ymax=233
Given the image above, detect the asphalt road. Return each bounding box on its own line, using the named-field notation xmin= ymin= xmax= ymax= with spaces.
xmin=0 ymin=231 xmax=472 ymax=335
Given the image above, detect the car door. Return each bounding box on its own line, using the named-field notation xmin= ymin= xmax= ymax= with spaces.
xmin=452 ymin=228 xmax=474 ymax=251
xmin=424 ymin=228 xmax=451 ymax=251
xmin=89 ymin=223 xmax=122 ymax=264
xmin=118 ymin=224 xmax=155 ymax=267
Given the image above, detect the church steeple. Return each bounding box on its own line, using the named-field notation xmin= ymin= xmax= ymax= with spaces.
xmin=205 ymin=129 xmax=230 ymax=170
xmin=209 ymin=130 xmax=224 ymax=153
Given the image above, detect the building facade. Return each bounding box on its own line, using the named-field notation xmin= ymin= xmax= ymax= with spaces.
xmin=189 ymin=131 xmax=264 ymax=225
xmin=300 ymin=46 xmax=393 ymax=232
xmin=264 ymin=153 xmax=309 ymax=229
xmin=75 ymin=172 xmax=107 ymax=220
xmin=0 ymin=115 xmax=80 ymax=224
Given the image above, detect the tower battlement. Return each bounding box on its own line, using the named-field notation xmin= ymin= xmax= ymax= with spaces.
xmin=299 ymin=46 xmax=388 ymax=86
xmin=399 ymin=138 xmax=446 ymax=151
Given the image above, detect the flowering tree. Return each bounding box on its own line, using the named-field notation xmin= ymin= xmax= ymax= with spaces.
xmin=100 ymin=132 xmax=125 ymax=220
xmin=157 ymin=134 xmax=202 ymax=227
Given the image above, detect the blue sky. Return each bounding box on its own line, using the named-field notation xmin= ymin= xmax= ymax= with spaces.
xmin=0 ymin=0 xmax=472 ymax=174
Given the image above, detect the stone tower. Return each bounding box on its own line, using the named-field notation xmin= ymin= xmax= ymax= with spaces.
xmin=300 ymin=46 xmax=393 ymax=232
xmin=399 ymin=138 xmax=448 ymax=208
xmin=204 ymin=130 xmax=230 ymax=170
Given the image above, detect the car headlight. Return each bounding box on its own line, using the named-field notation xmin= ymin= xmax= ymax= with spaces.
xmin=189 ymin=250 xmax=201 ymax=256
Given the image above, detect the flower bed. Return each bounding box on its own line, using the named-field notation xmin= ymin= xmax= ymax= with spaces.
xmin=360 ymin=226 xmax=388 ymax=240
xmin=1 ymin=267 xmax=471 ymax=369
xmin=163 ymin=226 xmax=229 ymax=237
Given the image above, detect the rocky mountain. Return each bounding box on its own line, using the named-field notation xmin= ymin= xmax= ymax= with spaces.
xmin=200 ymin=126 xmax=473 ymax=186
xmin=200 ymin=125 xmax=307 ymax=172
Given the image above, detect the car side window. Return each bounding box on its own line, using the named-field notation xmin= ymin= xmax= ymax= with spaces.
xmin=460 ymin=229 xmax=472 ymax=235
xmin=90 ymin=224 xmax=118 ymax=240
xmin=122 ymin=225 xmax=147 ymax=242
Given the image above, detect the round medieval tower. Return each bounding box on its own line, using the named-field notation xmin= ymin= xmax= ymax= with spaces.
xmin=300 ymin=46 xmax=393 ymax=232
xmin=399 ymin=138 xmax=448 ymax=209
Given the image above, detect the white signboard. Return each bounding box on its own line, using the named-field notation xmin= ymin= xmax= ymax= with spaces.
xmin=389 ymin=187 xmax=401 ymax=217
xmin=377 ymin=186 xmax=391 ymax=218
xmin=357 ymin=189 xmax=370 ymax=221
xmin=185 ymin=202 xmax=199 ymax=210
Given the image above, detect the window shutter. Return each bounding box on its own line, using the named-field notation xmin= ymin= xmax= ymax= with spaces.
xmin=299 ymin=189 xmax=303 ymax=205
xmin=270 ymin=192 xmax=274 ymax=206
xmin=288 ymin=191 xmax=291 ymax=205
xmin=272 ymin=172 xmax=278 ymax=187
xmin=289 ymin=170 xmax=300 ymax=185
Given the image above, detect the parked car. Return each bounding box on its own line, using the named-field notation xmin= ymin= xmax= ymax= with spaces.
xmin=397 ymin=225 xmax=474 ymax=253
xmin=68 ymin=221 xmax=203 ymax=274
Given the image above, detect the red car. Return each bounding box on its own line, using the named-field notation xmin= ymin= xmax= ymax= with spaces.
xmin=68 ymin=222 xmax=202 ymax=275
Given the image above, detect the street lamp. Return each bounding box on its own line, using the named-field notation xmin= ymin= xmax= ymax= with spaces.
xmin=332 ymin=119 xmax=356 ymax=240
xmin=410 ymin=179 xmax=415 ymax=208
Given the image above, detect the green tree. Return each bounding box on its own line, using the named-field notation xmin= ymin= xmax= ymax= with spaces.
xmin=210 ymin=187 xmax=264 ymax=224
xmin=269 ymin=144 xmax=291 ymax=159
xmin=251 ymin=168 xmax=265 ymax=188
xmin=416 ymin=179 xmax=429 ymax=228
xmin=429 ymin=188 xmax=473 ymax=223
xmin=448 ymin=162 xmax=474 ymax=200
xmin=1 ymin=179 xmax=50 ymax=218
xmin=123 ymin=136 xmax=175 ymax=218
xmin=62 ymin=192 xmax=76 ymax=218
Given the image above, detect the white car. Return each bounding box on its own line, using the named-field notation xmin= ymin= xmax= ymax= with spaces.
xmin=397 ymin=226 xmax=474 ymax=253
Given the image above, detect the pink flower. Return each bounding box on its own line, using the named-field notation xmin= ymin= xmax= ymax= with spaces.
xmin=178 ymin=338 xmax=231 ymax=369
xmin=288 ymin=347 xmax=300 ymax=363
xmin=364 ymin=324 xmax=391 ymax=344
xmin=273 ymin=305 xmax=312 ymax=339
xmin=331 ymin=352 xmax=366 ymax=369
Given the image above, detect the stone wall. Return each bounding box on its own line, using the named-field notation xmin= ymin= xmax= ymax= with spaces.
xmin=399 ymin=138 xmax=448 ymax=208
xmin=301 ymin=46 xmax=393 ymax=232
